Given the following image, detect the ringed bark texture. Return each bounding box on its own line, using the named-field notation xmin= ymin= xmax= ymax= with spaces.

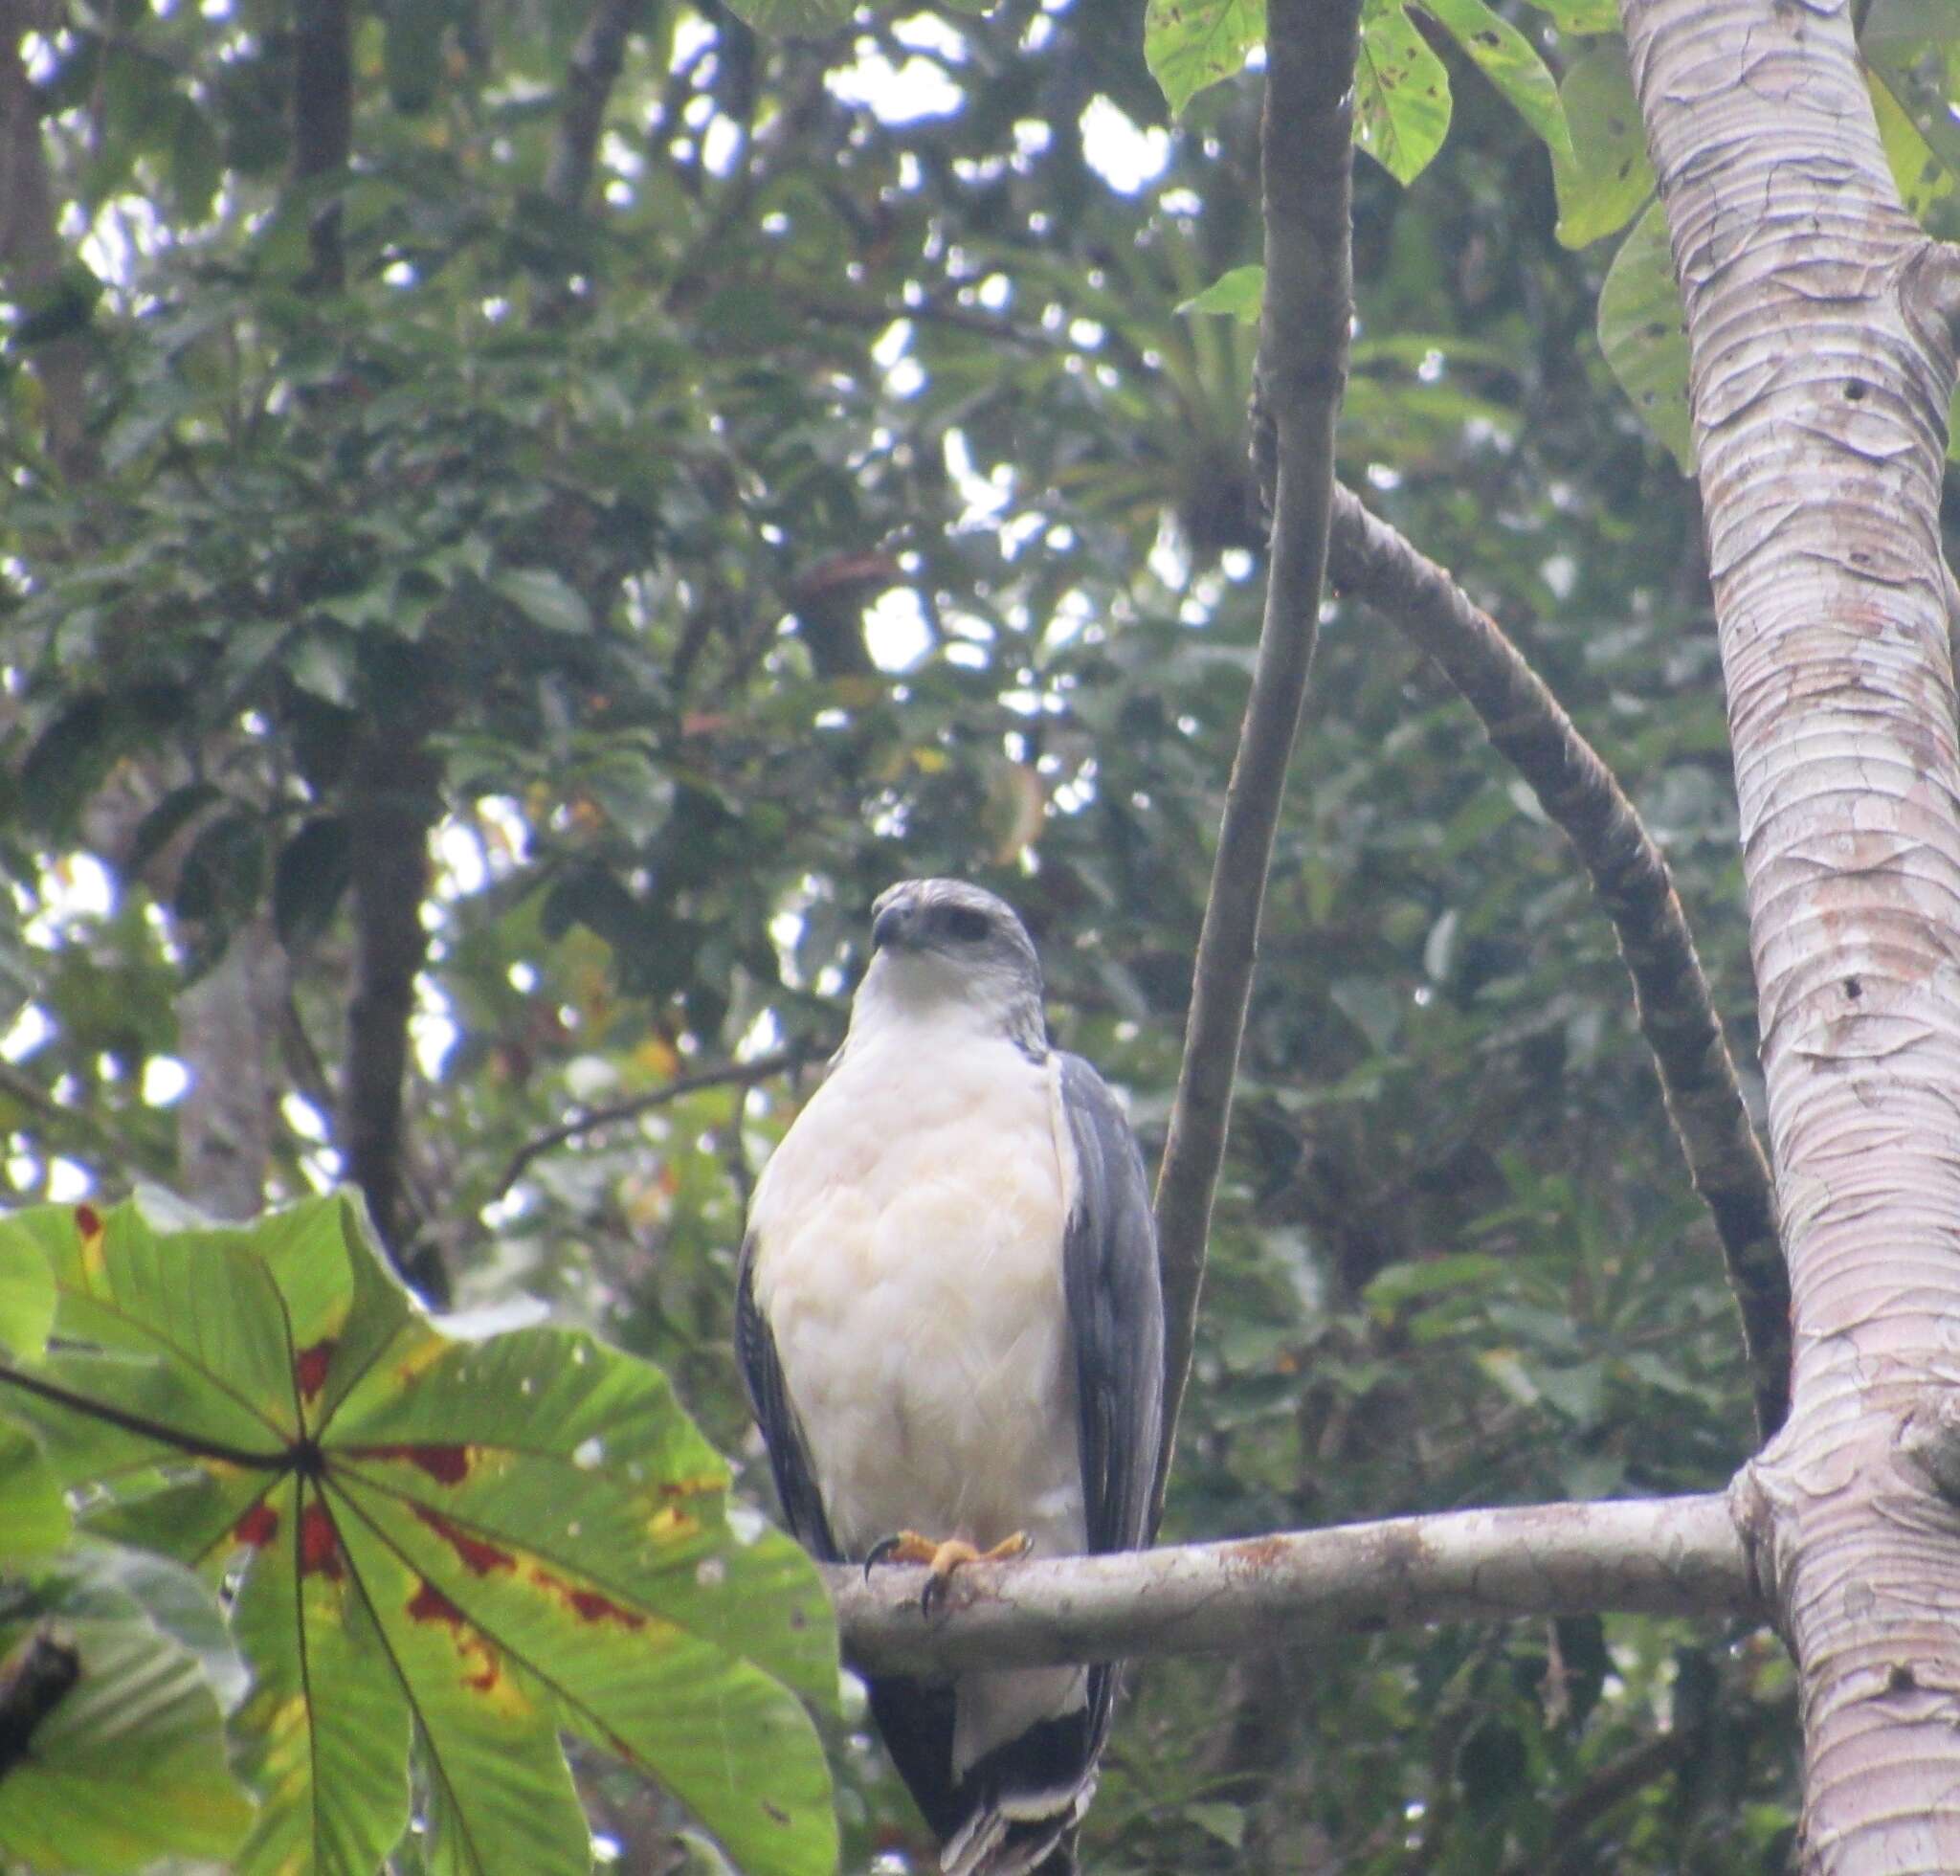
xmin=1620 ymin=0 xmax=1960 ymax=1866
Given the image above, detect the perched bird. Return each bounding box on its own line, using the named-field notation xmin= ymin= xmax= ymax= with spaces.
xmin=737 ymin=879 xmax=1164 ymax=1876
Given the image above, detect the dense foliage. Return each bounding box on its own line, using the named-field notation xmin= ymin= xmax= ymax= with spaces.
xmin=5 ymin=0 xmax=1952 ymax=1867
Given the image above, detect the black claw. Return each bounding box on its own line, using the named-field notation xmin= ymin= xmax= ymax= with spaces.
xmin=920 ymin=1572 xmax=948 ymax=1619
xmin=863 ymin=1535 xmax=903 ymax=1580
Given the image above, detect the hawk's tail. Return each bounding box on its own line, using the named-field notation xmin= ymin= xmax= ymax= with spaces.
xmin=867 ymin=1670 xmax=1117 ymax=1876
xmin=940 ymin=1784 xmax=1090 ymax=1876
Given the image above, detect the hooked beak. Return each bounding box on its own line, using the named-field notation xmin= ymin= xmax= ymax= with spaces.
xmin=871 ymin=898 xmax=918 ymax=952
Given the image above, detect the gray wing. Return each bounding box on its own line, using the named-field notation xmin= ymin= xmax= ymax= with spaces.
xmin=1058 ymin=1052 xmax=1165 ymax=1555
xmin=734 ymin=1233 xmax=840 ymax=1563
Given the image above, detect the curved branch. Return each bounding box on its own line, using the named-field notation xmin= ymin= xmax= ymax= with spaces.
xmin=490 ymin=1047 xmax=814 ymax=1202
xmin=1151 ymin=0 xmax=1364 ymax=1519
xmin=829 ymin=1493 xmax=1754 ymax=1677
xmin=1325 ymin=486 xmax=1789 ymax=1439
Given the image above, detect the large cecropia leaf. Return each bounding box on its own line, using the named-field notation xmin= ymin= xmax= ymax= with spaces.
xmin=0 ymin=1194 xmax=838 ymax=1876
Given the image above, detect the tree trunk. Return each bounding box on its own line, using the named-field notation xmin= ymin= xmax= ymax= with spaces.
xmin=1619 ymin=0 xmax=1960 ymax=1865
xmin=176 ymin=916 xmax=286 ymax=1221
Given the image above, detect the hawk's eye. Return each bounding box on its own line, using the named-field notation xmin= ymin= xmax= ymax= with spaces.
xmin=943 ymin=906 xmax=991 ymax=943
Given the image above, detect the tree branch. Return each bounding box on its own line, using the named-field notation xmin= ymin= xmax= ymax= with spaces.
xmin=338 ymin=735 xmax=440 ymax=1290
xmin=490 ymin=1046 xmax=816 ymax=1202
xmin=1540 ymin=1729 xmax=1696 ymax=1874
xmin=1151 ymin=0 xmax=1363 ymax=1514
xmin=292 ymin=0 xmax=352 ymax=286
xmin=545 ymin=0 xmax=646 ymax=212
xmin=1325 ymin=485 xmax=1789 ymax=1440
xmin=828 ymin=1493 xmax=1754 ymax=1677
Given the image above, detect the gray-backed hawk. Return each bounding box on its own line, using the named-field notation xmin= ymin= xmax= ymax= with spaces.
xmin=736 ymin=878 xmax=1164 ymax=1876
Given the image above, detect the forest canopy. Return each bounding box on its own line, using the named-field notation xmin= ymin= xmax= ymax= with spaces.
xmin=3 ymin=0 xmax=1956 ymax=1867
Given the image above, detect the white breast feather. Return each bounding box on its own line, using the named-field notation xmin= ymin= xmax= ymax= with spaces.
xmin=748 ymin=1014 xmax=1090 ymax=1773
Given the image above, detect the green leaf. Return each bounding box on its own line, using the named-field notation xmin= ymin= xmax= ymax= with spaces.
xmin=0 ymin=1195 xmax=839 ymax=1876
xmin=1363 ymin=1253 xmax=1507 ymax=1311
xmin=1177 ymin=263 xmax=1265 ymax=323
xmin=493 ymin=568 xmax=594 ymax=636
xmin=0 ymin=1617 xmax=256 ymax=1872
xmin=714 ymin=0 xmax=856 ymax=24
xmin=1145 ymin=0 xmax=1266 ymax=117
xmin=0 ymin=1424 xmax=69 ymax=1558
xmin=34 ymin=1542 xmax=249 ymax=1711
xmin=1186 ymin=1800 xmax=1248 ymax=1848
xmin=1597 ymin=198 xmax=1694 ymax=472
xmin=1354 ymin=6 xmax=1453 ymax=185
xmin=274 ymin=815 xmax=354 ymax=949
xmin=1416 ymin=0 xmax=1570 ymax=157
xmin=171 ymin=809 xmax=267 ymax=927
xmin=0 ymin=1219 xmax=56 ymax=1358
xmin=1862 ymin=6 xmax=1960 ymax=241
xmin=384 ymin=0 xmax=449 ymax=112
xmin=228 ymin=1487 xmax=419 ymax=1876
xmin=1518 ymin=0 xmax=1619 ymax=28
xmin=1862 ymin=0 xmax=1960 ymax=45
xmin=124 ymin=782 xmax=223 ymax=882
xmin=1548 ymin=44 xmax=1654 ymax=247
xmin=1869 ymin=70 xmax=1956 ymax=234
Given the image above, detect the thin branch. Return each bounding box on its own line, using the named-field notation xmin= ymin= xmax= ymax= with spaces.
xmin=490 ymin=1047 xmax=814 ymax=1202
xmin=1325 ymin=484 xmax=1790 ymax=1440
xmin=1151 ymin=0 xmax=1363 ymax=1515
xmin=829 ymin=1493 xmax=1755 ymax=1677
xmin=545 ymin=0 xmax=646 ymax=212
xmin=1540 ymin=1729 xmax=1696 ymax=1875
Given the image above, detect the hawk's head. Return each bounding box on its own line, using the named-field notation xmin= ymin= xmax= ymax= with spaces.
xmin=854 ymin=879 xmax=1046 ymax=1052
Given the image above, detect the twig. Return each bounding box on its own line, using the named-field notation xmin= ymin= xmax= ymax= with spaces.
xmin=490 ymin=1047 xmax=814 ymax=1203
xmin=1150 ymin=0 xmax=1363 ymax=1517
xmin=829 ymin=1493 xmax=1753 ymax=1677
xmin=1325 ymin=484 xmax=1790 ymax=1440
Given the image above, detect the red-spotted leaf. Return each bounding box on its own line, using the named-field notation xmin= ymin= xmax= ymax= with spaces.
xmin=0 ymin=1194 xmax=838 ymax=1876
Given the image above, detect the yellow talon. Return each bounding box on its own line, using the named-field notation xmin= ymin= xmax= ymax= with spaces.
xmin=864 ymin=1530 xmax=1034 ymax=1613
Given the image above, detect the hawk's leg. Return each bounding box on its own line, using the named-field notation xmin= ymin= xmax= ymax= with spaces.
xmin=864 ymin=1530 xmax=1034 ymax=1614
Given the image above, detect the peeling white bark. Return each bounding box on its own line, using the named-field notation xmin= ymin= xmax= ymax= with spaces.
xmin=1619 ymin=0 xmax=1960 ymax=1865
xmin=830 ymin=1495 xmax=1754 ymax=1676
